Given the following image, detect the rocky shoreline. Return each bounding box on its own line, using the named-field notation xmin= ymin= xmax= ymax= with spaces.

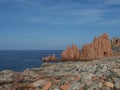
xmin=1 ymin=34 xmax=120 ymax=90
xmin=0 ymin=56 xmax=120 ymax=90
xmin=42 ymin=34 xmax=120 ymax=62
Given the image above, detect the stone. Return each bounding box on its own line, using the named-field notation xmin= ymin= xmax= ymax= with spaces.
xmin=23 ymin=69 xmax=38 ymax=77
xmin=0 ymin=53 xmax=120 ymax=89
xmin=68 ymin=82 xmax=84 ymax=90
xmin=42 ymin=54 xmax=57 ymax=62
xmin=61 ymin=44 xmax=80 ymax=61
xmin=99 ymin=82 xmax=103 ymax=88
xmin=43 ymin=81 xmax=52 ymax=90
xmin=80 ymin=72 xmax=93 ymax=80
xmin=0 ymin=70 xmax=16 ymax=85
xmin=104 ymin=82 xmax=114 ymax=88
xmin=99 ymin=74 xmax=107 ymax=81
xmin=81 ymin=65 xmax=95 ymax=72
xmin=53 ymin=88 xmax=60 ymax=90
xmin=99 ymin=64 xmax=108 ymax=72
xmin=101 ymin=86 xmax=111 ymax=90
xmin=111 ymin=37 xmax=120 ymax=47
xmin=112 ymin=46 xmax=120 ymax=54
xmin=60 ymin=83 xmax=71 ymax=90
xmin=111 ymin=37 xmax=120 ymax=54
xmin=80 ymin=34 xmax=113 ymax=60
xmin=61 ymin=34 xmax=113 ymax=61
xmin=92 ymin=76 xmax=97 ymax=81
xmin=110 ymin=69 xmax=120 ymax=77
xmin=32 ymin=80 xmax=46 ymax=88
xmin=113 ymin=78 xmax=120 ymax=89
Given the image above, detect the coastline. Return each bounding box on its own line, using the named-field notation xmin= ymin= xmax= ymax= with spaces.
xmin=0 ymin=56 xmax=120 ymax=90
xmin=0 ymin=50 xmax=62 ymax=72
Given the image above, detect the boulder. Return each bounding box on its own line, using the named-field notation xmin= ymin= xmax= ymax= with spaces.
xmin=104 ymin=82 xmax=114 ymax=88
xmin=111 ymin=37 xmax=120 ymax=47
xmin=42 ymin=54 xmax=57 ymax=62
xmin=43 ymin=81 xmax=52 ymax=90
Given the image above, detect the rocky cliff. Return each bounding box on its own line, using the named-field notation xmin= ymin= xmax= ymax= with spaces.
xmin=42 ymin=34 xmax=120 ymax=62
xmin=61 ymin=34 xmax=113 ymax=61
xmin=1 ymin=34 xmax=120 ymax=90
xmin=61 ymin=44 xmax=80 ymax=61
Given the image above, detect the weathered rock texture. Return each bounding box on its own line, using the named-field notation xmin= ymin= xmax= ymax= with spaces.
xmin=111 ymin=37 xmax=120 ymax=47
xmin=112 ymin=46 xmax=120 ymax=54
xmin=61 ymin=44 xmax=80 ymax=61
xmin=61 ymin=34 xmax=113 ymax=61
xmin=1 ymin=57 xmax=120 ymax=90
xmin=80 ymin=34 xmax=113 ymax=60
xmin=42 ymin=54 xmax=57 ymax=62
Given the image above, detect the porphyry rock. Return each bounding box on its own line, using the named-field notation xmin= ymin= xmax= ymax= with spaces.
xmin=0 ymin=56 xmax=120 ymax=89
xmin=80 ymin=34 xmax=113 ymax=60
xmin=61 ymin=34 xmax=113 ymax=61
xmin=61 ymin=44 xmax=80 ymax=61
xmin=42 ymin=54 xmax=57 ymax=62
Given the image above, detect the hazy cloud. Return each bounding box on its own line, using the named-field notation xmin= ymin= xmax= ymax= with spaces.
xmin=1 ymin=0 xmax=120 ymax=25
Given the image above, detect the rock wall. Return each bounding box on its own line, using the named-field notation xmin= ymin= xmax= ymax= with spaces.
xmin=80 ymin=34 xmax=113 ymax=60
xmin=61 ymin=44 xmax=80 ymax=61
xmin=61 ymin=34 xmax=113 ymax=61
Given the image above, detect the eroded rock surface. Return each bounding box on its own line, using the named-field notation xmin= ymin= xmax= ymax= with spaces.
xmin=80 ymin=34 xmax=113 ymax=60
xmin=42 ymin=54 xmax=57 ymax=62
xmin=61 ymin=44 xmax=80 ymax=61
xmin=43 ymin=34 xmax=120 ymax=62
xmin=0 ymin=57 xmax=120 ymax=90
xmin=62 ymin=34 xmax=113 ymax=61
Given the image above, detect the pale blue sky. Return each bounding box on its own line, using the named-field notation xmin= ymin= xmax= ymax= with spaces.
xmin=0 ymin=0 xmax=120 ymax=50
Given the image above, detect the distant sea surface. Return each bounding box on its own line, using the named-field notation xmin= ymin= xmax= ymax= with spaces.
xmin=0 ymin=50 xmax=62 ymax=72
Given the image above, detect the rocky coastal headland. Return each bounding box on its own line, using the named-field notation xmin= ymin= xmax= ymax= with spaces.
xmin=42 ymin=34 xmax=120 ymax=62
xmin=0 ymin=34 xmax=120 ymax=90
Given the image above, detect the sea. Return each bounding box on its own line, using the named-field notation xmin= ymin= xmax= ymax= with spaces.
xmin=0 ymin=50 xmax=62 ymax=72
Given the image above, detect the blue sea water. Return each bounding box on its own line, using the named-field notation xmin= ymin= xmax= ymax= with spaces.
xmin=0 ymin=50 xmax=62 ymax=72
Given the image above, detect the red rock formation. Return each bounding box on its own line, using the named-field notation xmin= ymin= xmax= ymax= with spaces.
xmin=80 ymin=34 xmax=113 ymax=60
xmin=61 ymin=34 xmax=113 ymax=61
xmin=61 ymin=44 xmax=80 ymax=61
xmin=42 ymin=54 xmax=57 ymax=62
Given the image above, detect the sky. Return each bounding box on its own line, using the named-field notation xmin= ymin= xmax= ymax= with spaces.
xmin=0 ymin=0 xmax=120 ymax=50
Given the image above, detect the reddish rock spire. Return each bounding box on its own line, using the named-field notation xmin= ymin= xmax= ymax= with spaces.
xmin=61 ymin=34 xmax=113 ymax=61
xmin=42 ymin=54 xmax=57 ymax=62
xmin=80 ymin=34 xmax=113 ymax=60
xmin=61 ymin=44 xmax=80 ymax=61
xmin=42 ymin=33 xmax=114 ymax=62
